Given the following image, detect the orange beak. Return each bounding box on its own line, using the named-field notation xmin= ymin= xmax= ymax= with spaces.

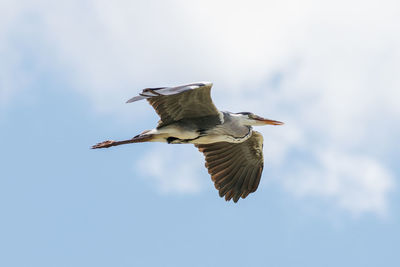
xmin=255 ymin=116 xmax=284 ymax=125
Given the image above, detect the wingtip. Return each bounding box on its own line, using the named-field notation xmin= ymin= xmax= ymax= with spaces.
xmin=200 ymin=81 xmax=213 ymax=88
xmin=126 ymin=95 xmax=146 ymax=103
xmin=191 ymin=81 xmax=213 ymax=88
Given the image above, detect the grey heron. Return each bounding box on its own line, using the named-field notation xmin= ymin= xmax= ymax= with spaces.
xmin=92 ymin=82 xmax=283 ymax=202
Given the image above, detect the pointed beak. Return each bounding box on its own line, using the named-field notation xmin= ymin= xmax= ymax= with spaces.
xmin=254 ymin=116 xmax=284 ymax=125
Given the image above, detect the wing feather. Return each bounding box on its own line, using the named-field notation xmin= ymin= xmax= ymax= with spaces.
xmin=195 ymin=131 xmax=265 ymax=203
xmin=127 ymin=82 xmax=220 ymax=127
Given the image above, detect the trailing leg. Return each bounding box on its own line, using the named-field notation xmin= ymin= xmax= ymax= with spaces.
xmin=91 ymin=134 xmax=155 ymax=149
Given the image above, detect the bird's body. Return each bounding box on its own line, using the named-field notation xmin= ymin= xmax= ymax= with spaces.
xmin=93 ymin=82 xmax=283 ymax=202
xmin=141 ymin=111 xmax=252 ymax=145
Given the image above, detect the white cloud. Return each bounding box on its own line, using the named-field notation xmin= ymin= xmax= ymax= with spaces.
xmin=0 ymin=1 xmax=30 ymax=108
xmin=284 ymin=149 xmax=394 ymax=216
xmin=136 ymin=144 xmax=207 ymax=194
xmin=2 ymin=0 xmax=399 ymax=216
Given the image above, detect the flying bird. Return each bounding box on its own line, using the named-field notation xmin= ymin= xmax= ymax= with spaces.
xmin=92 ymin=82 xmax=283 ymax=202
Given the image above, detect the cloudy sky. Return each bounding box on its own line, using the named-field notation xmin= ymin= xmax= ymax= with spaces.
xmin=1 ymin=0 xmax=399 ymax=266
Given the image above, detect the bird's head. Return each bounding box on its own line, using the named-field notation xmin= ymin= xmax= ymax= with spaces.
xmin=235 ymin=112 xmax=284 ymax=127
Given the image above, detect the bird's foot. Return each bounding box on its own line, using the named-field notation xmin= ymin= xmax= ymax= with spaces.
xmin=91 ymin=140 xmax=115 ymax=149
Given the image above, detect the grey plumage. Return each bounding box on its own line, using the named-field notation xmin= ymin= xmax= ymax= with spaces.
xmin=196 ymin=131 xmax=264 ymax=202
xmin=93 ymin=82 xmax=283 ymax=203
xmin=127 ymin=82 xmax=220 ymax=128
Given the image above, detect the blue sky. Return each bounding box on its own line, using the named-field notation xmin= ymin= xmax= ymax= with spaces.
xmin=1 ymin=1 xmax=400 ymax=266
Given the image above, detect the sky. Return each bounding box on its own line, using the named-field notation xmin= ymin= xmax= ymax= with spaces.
xmin=1 ymin=0 xmax=400 ymax=266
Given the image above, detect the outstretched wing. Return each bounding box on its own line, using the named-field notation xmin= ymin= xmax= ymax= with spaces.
xmin=195 ymin=131 xmax=264 ymax=203
xmin=127 ymin=82 xmax=220 ymax=127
